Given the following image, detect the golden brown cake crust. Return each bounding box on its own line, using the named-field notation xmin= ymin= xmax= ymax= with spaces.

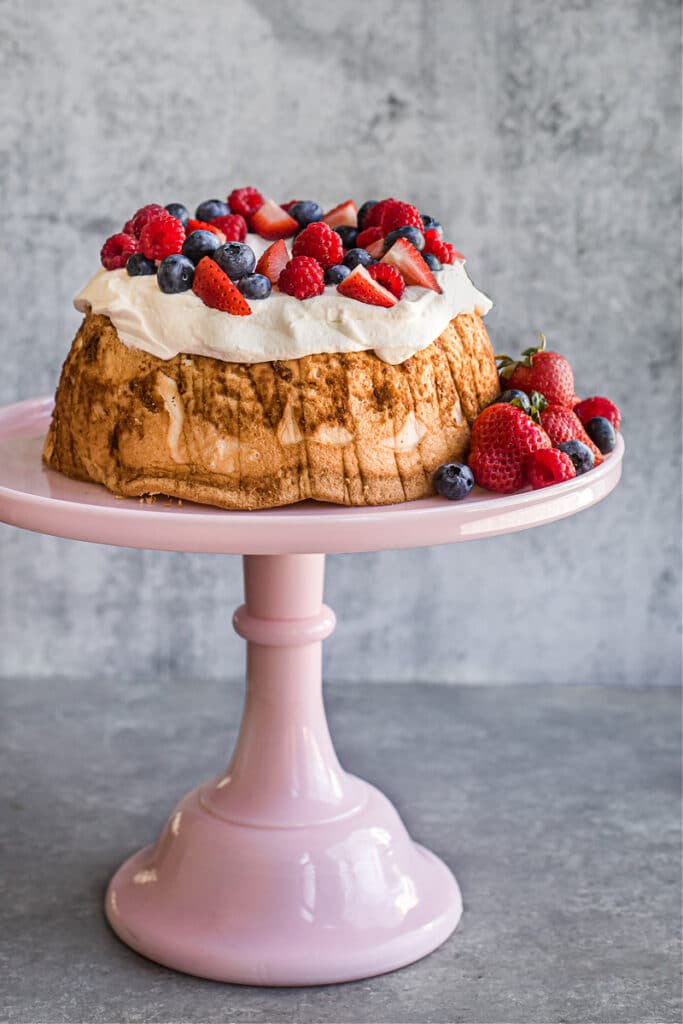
xmin=43 ymin=313 xmax=500 ymax=509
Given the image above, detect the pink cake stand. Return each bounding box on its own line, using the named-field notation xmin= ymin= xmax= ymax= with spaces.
xmin=0 ymin=397 xmax=624 ymax=986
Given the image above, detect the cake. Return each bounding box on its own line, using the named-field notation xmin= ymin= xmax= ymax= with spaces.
xmin=44 ymin=191 xmax=501 ymax=509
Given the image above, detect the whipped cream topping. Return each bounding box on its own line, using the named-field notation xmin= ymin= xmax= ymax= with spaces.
xmin=75 ymin=233 xmax=492 ymax=365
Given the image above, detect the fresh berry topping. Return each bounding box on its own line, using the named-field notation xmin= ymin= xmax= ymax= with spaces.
xmin=255 ymin=239 xmax=289 ymax=284
xmin=367 ymin=262 xmax=406 ymax=300
xmin=238 ymin=273 xmax=272 ymax=300
xmin=292 ymin=222 xmax=344 ymax=268
xmin=433 ymin=462 xmax=475 ymax=500
xmin=343 ymin=247 xmax=375 ymax=269
xmin=525 ymin=448 xmax=576 ymax=489
xmin=336 ymin=264 xmax=398 ymax=307
xmin=195 ymin=199 xmax=230 ymax=222
xmin=182 ymin=229 xmax=222 ymax=264
xmin=424 ymin=237 xmax=457 ymax=264
xmin=126 ymin=204 xmax=165 ymax=239
xmin=228 ymin=187 xmax=265 ymax=221
xmin=573 ymin=396 xmax=621 ymax=431
xmin=334 ymin=226 xmax=358 ymax=249
xmin=323 ymin=200 xmax=358 ymax=229
xmin=185 ymin=219 xmax=226 ymax=240
xmin=250 ymin=199 xmax=298 ymax=240
xmin=366 ymin=238 xmax=387 ymax=259
xmin=324 ymin=264 xmax=351 ymax=285
xmin=165 ymin=203 xmax=190 ymax=229
xmin=357 ymin=200 xmax=379 ymax=230
xmin=101 ymin=232 xmax=139 ymax=270
xmin=278 ymin=256 xmax=325 ymax=300
xmin=139 ymin=212 xmax=186 ymax=260
xmin=213 ymin=241 xmax=256 ymax=280
xmin=556 ymin=440 xmax=595 ymax=475
xmin=421 ymin=215 xmax=442 ymax=236
xmin=584 ymin=416 xmax=617 ymax=454
xmin=380 ymin=200 xmax=423 ymax=235
xmin=281 ymin=200 xmax=303 ymax=212
xmin=126 ymin=253 xmax=156 ymax=276
xmin=423 ymin=228 xmax=442 ymax=248
xmin=288 ymin=201 xmax=324 ymax=229
xmin=467 ymin=403 xmax=552 ymax=493
xmin=539 ymin=404 xmax=603 ymax=465
xmin=422 ymin=251 xmax=442 ymax=273
xmin=356 ymin=225 xmax=384 ymax=249
xmin=491 ymin=388 xmax=533 ymax=414
xmin=382 ymin=237 xmax=441 ymax=292
xmin=497 ymin=336 xmax=576 ymax=408
xmin=384 ymin=226 xmax=424 ymax=251
xmin=362 ymin=198 xmax=395 ymax=230
xmin=192 ymin=256 xmax=251 ymax=315
xmin=210 ymin=213 xmax=248 ymax=242
xmin=157 ymin=254 xmax=195 ymax=293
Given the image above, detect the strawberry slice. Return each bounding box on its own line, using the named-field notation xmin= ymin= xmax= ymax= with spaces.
xmin=186 ymin=219 xmax=226 ymax=242
xmin=323 ymin=199 xmax=358 ymax=229
xmin=249 ymin=198 xmax=298 ymax=240
xmin=381 ymin=237 xmax=441 ymax=292
xmin=255 ymin=238 xmax=290 ymax=284
xmin=336 ymin=264 xmax=398 ymax=308
xmin=192 ymin=257 xmax=252 ymax=315
xmin=366 ymin=237 xmax=386 ymax=259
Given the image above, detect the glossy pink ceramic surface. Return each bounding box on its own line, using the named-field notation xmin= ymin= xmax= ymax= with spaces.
xmin=0 ymin=397 xmax=624 ymax=554
xmin=0 ymin=396 xmax=623 ymax=985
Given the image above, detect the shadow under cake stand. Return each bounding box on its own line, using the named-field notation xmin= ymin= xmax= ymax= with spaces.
xmin=0 ymin=397 xmax=624 ymax=987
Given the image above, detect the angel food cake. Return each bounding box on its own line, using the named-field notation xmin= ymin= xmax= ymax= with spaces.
xmin=44 ymin=190 xmax=503 ymax=509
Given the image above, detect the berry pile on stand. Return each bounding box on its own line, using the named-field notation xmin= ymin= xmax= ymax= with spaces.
xmin=433 ymin=335 xmax=621 ymax=501
xmin=99 ymin=191 xmax=466 ymax=315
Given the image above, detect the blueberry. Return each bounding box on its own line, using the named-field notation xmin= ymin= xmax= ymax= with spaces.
xmin=422 ymin=251 xmax=442 ymax=272
xmin=157 ymin=254 xmax=195 ymax=293
xmin=491 ymin=389 xmax=532 ymax=415
xmin=212 ymin=242 xmax=256 ymax=280
xmin=385 ymin=226 xmax=424 ymax=251
xmin=289 ymin=201 xmax=324 ymax=229
xmin=433 ymin=462 xmax=475 ymax=501
xmin=325 ymin=263 xmax=351 ymax=285
xmin=165 ymin=202 xmax=189 ymax=229
xmin=195 ymin=198 xmax=230 ymax=221
xmin=557 ymin=440 xmax=595 ymax=475
xmin=335 ymin=226 xmax=358 ymax=249
xmin=584 ymin=416 xmax=616 ymax=454
xmin=126 ymin=253 xmax=156 ymax=276
xmin=182 ymin=229 xmax=221 ymax=265
xmin=237 ymin=273 xmax=272 ymax=300
xmin=343 ymin=247 xmax=374 ymax=269
xmin=421 ymin=214 xmax=442 ymax=236
xmin=357 ymin=200 xmax=378 ymax=230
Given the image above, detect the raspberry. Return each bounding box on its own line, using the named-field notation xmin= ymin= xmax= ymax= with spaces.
xmin=425 ymin=236 xmax=456 ymax=264
xmin=379 ymin=200 xmax=423 ymax=236
xmin=210 ymin=213 xmax=247 ymax=242
xmin=278 ymin=256 xmax=325 ymax=300
xmin=367 ymin=263 xmax=405 ymax=299
xmin=525 ymin=448 xmax=576 ymax=489
xmin=139 ymin=213 xmax=185 ymax=261
xmin=228 ymin=187 xmax=264 ymax=221
xmin=362 ymin=198 xmax=395 ymax=230
xmin=124 ymin=204 xmax=166 ymax=239
xmin=100 ymin=232 xmax=139 ymax=270
xmin=292 ymin=222 xmax=344 ymax=269
xmin=185 ymin=219 xmax=226 ymax=241
xmin=356 ymin=225 xmax=384 ymax=249
xmin=573 ymin=396 xmax=621 ymax=431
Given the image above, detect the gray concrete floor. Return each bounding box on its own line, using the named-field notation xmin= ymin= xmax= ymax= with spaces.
xmin=0 ymin=678 xmax=680 ymax=1024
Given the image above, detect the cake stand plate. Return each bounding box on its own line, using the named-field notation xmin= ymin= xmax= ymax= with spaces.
xmin=0 ymin=398 xmax=624 ymax=986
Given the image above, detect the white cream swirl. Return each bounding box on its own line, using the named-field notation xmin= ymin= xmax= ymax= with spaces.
xmin=74 ymin=234 xmax=492 ymax=365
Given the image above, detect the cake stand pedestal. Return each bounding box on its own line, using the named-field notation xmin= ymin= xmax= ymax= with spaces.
xmin=0 ymin=397 xmax=624 ymax=986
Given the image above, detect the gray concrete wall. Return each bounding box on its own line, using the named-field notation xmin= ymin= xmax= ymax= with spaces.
xmin=1 ymin=0 xmax=680 ymax=686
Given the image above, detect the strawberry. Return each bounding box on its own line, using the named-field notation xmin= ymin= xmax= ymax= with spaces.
xmin=255 ymin=239 xmax=290 ymax=284
xmin=323 ymin=200 xmax=358 ymax=229
xmin=337 ymin=264 xmax=398 ymax=307
xmin=186 ymin=219 xmax=226 ymax=242
xmin=381 ymin=237 xmax=441 ymax=292
xmin=525 ymin=448 xmax=576 ymax=489
xmin=573 ymin=396 xmax=621 ymax=432
xmin=497 ymin=335 xmax=575 ymax=407
xmin=192 ymin=256 xmax=251 ymax=315
xmin=356 ymin=225 xmax=384 ymax=249
xmin=539 ymin=404 xmax=603 ymax=466
xmin=366 ymin=238 xmax=386 ymax=260
xmin=468 ymin=403 xmax=552 ymax=493
xmin=249 ymin=198 xmax=298 ymax=240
